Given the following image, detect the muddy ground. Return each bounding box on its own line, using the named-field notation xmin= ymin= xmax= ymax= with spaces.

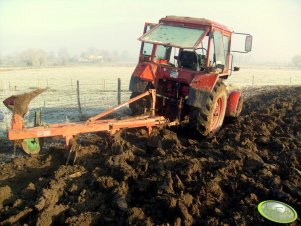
xmin=0 ymin=86 xmax=300 ymax=226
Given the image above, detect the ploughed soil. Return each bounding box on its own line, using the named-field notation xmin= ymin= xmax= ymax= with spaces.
xmin=0 ymin=86 xmax=300 ymax=226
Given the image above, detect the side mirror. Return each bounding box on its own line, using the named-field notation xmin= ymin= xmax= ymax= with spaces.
xmin=245 ymin=35 xmax=252 ymax=52
xmin=233 ymin=66 xmax=240 ymax=71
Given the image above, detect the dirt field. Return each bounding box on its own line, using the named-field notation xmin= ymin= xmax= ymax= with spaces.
xmin=0 ymin=86 xmax=300 ymax=225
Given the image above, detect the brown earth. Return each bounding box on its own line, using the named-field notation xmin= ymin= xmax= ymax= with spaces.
xmin=0 ymin=86 xmax=300 ymax=226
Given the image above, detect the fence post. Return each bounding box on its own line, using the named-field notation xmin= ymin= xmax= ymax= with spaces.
xmin=77 ymin=80 xmax=83 ymax=117
xmin=252 ymin=75 xmax=255 ymax=86
xmin=34 ymin=109 xmax=42 ymax=126
xmin=117 ymin=78 xmax=121 ymax=105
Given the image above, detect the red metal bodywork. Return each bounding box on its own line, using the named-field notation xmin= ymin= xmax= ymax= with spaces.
xmin=190 ymin=73 xmax=219 ymax=92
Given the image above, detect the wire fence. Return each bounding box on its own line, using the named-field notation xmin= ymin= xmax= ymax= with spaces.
xmin=0 ymin=77 xmax=132 ymax=136
xmin=1 ymin=68 xmax=301 ymax=136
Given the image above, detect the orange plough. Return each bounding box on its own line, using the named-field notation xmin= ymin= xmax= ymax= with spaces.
xmin=4 ymin=89 xmax=172 ymax=155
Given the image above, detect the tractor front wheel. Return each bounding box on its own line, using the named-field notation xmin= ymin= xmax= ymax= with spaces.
xmin=190 ymin=81 xmax=228 ymax=136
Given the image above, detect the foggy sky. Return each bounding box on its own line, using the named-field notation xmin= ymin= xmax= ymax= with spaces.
xmin=0 ymin=0 xmax=300 ymax=63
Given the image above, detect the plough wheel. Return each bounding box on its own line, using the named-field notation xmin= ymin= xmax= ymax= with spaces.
xmin=21 ymin=110 xmax=43 ymax=155
xmin=21 ymin=138 xmax=43 ymax=155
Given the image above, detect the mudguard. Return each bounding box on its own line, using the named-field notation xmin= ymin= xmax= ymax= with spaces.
xmin=226 ymin=91 xmax=242 ymax=117
xmin=129 ymin=76 xmax=151 ymax=92
xmin=129 ymin=63 xmax=157 ymax=92
xmin=187 ymin=73 xmax=219 ymax=108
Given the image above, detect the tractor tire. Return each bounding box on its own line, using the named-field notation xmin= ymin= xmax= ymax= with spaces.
xmin=189 ymin=81 xmax=228 ymax=136
xmin=129 ymin=92 xmax=151 ymax=116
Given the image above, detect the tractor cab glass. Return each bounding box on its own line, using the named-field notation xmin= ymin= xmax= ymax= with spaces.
xmin=154 ymin=45 xmax=171 ymax=64
xmin=139 ymin=24 xmax=206 ymax=66
xmin=141 ymin=43 xmax=153 ymax=59
xmin=140 ymin=24 xmax=206 ymax=48
xmin=208 ymin=31 xmax=229 ymax=72
xmin=139 ymin=25 xmax=207 ymax=68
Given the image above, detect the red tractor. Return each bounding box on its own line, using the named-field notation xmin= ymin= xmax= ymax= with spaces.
xmin=3 ymin=16 xmax=252 ymax=155
xmin=129 ymin=16 xmax=252 ymax=136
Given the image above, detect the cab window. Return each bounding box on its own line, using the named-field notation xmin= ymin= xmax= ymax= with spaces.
xmin=208 ymin=31 xmax=226 ymax=71
xmin=223 ymin=35 xmax=230 ymax=67
xmin=155 ymin=45 xmax=171 ymax=60
xmin=142 ymin=43 xmax=153 ymax=56
xmin=213 ymin=31 xmax=225 ymax=67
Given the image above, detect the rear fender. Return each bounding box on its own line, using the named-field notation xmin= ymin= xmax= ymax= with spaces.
xmin=226 ymin=91 xmax=242 ymax=117
xmin=129 ymin=76 xmax=151 ymax=92
xmin=187 ymin=73 xmax=219 ymax=108
xmin=129 ymin=62 xmax=157 ymax=92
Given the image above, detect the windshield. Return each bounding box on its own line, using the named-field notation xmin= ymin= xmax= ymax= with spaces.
xmin=139 ymin=24 xmax=207 ymax=49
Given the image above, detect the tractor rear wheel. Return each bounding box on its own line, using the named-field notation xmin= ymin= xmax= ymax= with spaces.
xmin=129 ymin=92 xmax=151 ymax=116
xmin=189 ymin=81 xmax=228 ymax=136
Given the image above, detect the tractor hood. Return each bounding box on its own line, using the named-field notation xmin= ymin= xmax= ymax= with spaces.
xmin=138 ymin=24 xmax=208 ymax=49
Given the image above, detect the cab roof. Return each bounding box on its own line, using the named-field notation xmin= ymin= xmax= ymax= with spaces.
xmin=159 ymin=16 xmax=231 ymax=33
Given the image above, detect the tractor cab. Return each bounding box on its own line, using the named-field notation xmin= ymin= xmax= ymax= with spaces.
xmin=135 ymin=16 xmax=252 ymax=78
xmin=138 ymin=17 xmax=232 ymax=76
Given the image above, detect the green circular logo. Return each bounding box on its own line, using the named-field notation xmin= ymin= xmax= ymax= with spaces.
xmin=258 ymin=200 xmax=298 ymax=224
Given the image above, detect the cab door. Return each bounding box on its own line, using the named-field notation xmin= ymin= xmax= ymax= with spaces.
xmin=139 ymin=23 xmax=157 ymax=62
xmin=207 ymin=30 xmax=230 ymax=74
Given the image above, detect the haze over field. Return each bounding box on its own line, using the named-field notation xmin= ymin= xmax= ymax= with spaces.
xmin=0 ymin=0 xmax=300 ymax=64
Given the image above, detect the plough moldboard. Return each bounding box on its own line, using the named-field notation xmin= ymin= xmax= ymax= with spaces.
xmin=3 ymin=89 xmax=172 ymax=157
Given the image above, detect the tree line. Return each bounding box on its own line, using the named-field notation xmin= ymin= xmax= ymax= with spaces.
xmin=0 ymin=48 xmax=131 ymax=67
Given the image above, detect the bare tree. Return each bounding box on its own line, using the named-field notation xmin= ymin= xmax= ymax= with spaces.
xmin=100 ymin=49 xmax=111 ymax=62
xmin=20 ymin=49 xmax=48 ymax=67
xmin=292 ymin=55 xmax=301 ymax=68
xmin=58 ymin=48 xmax=70 ymax=65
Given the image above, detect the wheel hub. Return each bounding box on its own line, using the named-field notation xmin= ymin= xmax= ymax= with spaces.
xmin=211 ymin=97 xmax=223 ymax=130
xmin=21 ymin=138 xmax=41 ymax=155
